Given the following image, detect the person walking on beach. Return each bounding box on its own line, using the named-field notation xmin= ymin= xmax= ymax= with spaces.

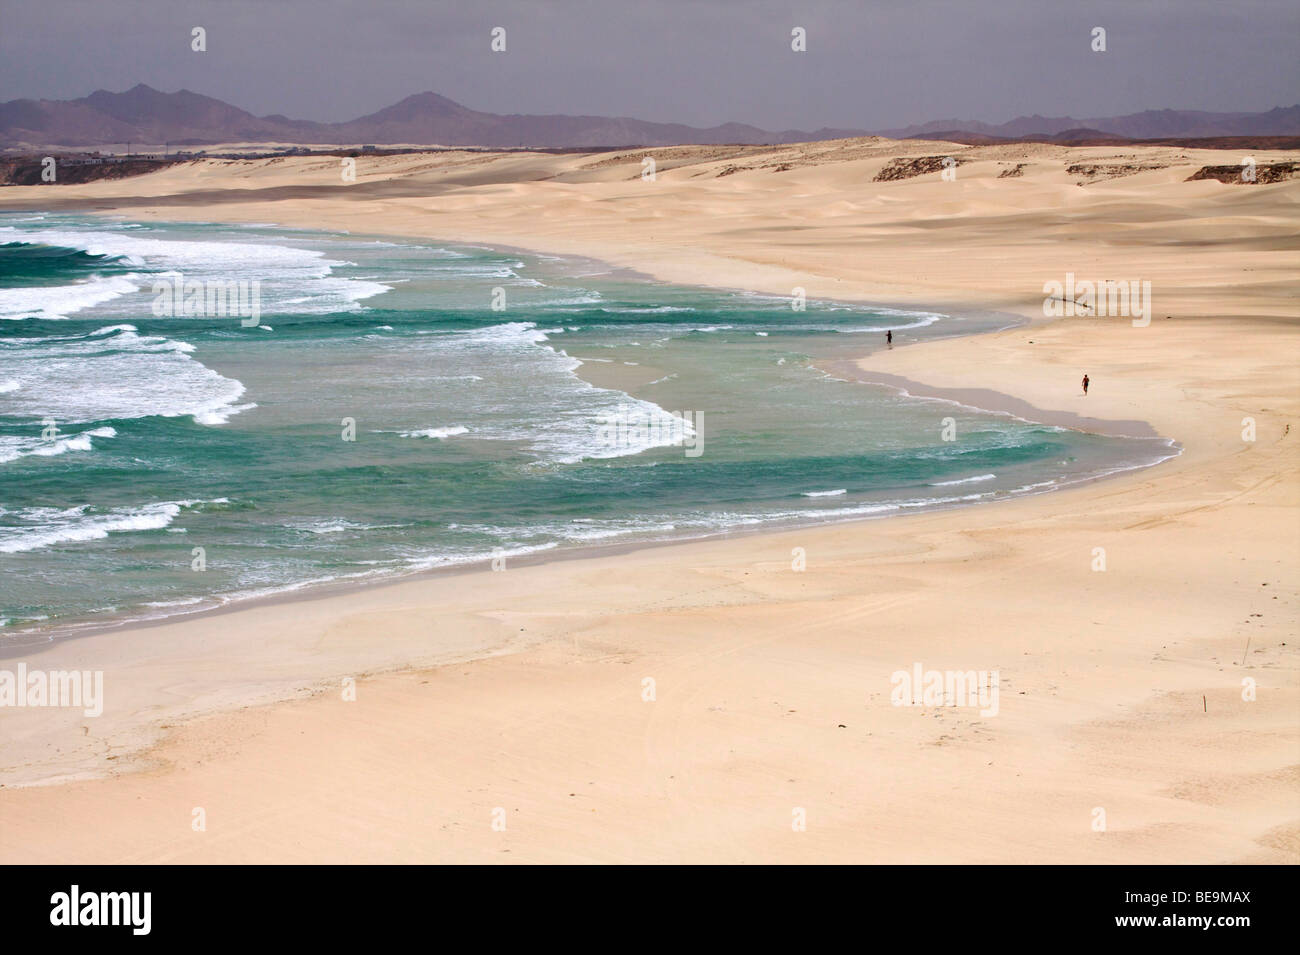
xmin=1082 ymin=373 xmax=1090 ymax=396
xmin=886 ymin=330 xmax=893 ymax=347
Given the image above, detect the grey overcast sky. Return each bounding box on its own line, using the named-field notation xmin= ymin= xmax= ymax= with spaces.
xmin=3 ymin=0 xmax=1298 ymax=129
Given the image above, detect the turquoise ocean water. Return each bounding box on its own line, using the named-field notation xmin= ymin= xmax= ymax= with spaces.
xmin=0 ymin=213 xmax=1175 ymax=644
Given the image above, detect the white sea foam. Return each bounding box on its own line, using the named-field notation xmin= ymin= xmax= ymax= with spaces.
xmin=394 ymin=426 xmax=469 ymax=440
xmin=802 ymin=488 xmax=847 ymax=497
xmin=0 ymin=500 xmax=182 ymax=553
xmin=0 ymin=274 xmax=141 ymax=321
xmin=598 ymin=305 xmax=695 ymax=314
xmin=405 ymin=321 xmax=692 ymax=463
xmin=538 ymin=294 xmax=603 ymax=306
xmin=194 ymin=401 xmax=257 ymax=426
xmin=1 ymin=227 xmax=330 ymax=272
xmin=290 ymin=518 xmax=405 ymax=535
xmin=929 ymin=473 xmax=997 ymax=487
xmin=141 ymin=596 xmax=206 ymax=608
xmin=0 ymin=426 xmax=116 ymax=464
xmin=838 ymin=311 xmax=943 ymax=332
xmin=0 ymin=227 xmax=390 ymax=315
xmin=0 ymin=324 xmax=250 ymax=426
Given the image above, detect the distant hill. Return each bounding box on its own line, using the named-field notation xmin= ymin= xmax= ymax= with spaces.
xmin=880 ymin=106 xmax=1300 ymax=141
xmin=2 ymin=85 xmax=1297 ymax=149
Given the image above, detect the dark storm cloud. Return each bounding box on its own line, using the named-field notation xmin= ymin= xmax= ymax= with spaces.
xmin=3 ymin=0 xmax=1298 ymax=128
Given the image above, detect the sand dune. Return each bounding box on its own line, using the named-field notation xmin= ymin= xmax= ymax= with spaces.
xmin=0 ymin=138 xmax=1296 ymax=863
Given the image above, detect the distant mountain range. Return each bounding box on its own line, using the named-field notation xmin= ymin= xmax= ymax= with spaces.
xmin=877 ymin=107 xmax=1300 ymax=142
xmin=2 ymin=84 xmax=1297 ymax=149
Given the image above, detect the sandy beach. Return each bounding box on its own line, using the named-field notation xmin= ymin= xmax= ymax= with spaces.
xmin=0 ymin=138 xmax=1296 ymax=863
